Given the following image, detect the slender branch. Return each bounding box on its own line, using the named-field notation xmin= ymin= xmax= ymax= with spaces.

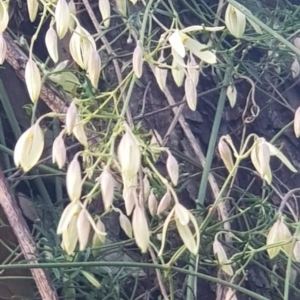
xmin=0 ymin=168 xmax=59 ymax=300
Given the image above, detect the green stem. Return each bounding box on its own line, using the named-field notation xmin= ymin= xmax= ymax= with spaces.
xmin=140 ymin=0 xmax=155 ymax=43
xmin=119 ymin=74 xmax=136 ymax=119
xmin=0 ymin=144 xmax=94 ymax=189
xmin=0 ymin=117 xmax=11 ymax=175
xmin=0 ymin=261 xmax=269 ymax=300
xmin=270 ymin=120 xmax=293 ymax=144
xmin=196 ymin=63 xmax=233 ymax=207
xmin=31 ymin=100 xmax=38 ymax=125
xmin=0 ymin=78 xmax=22 ymax=138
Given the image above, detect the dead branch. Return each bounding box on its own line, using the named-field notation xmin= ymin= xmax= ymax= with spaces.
xmin=0 ymin=168 xmax=59 ymax=300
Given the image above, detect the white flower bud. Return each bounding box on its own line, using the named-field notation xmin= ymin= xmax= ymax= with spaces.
xmin=119 ymin=211 xmax=133 ymax=238
xmin=91 ymin=219 xmax=106 ymax=256
xmin=55 ymin=0 xmax=70 ymax=39
xmin=123 ymin=187 xmax=137 ymax=216
xmin=187 ymin=53 xmax=199 ymax=86
xmin=68 ymin=0 xmax=76 ymax=30
xmin=69 ymin=25 xmax=96 ymax=70
xmin=175 ymin=203 xmax=189 ymax=226
xmin=251 ymin=138 xmax=272 ymax=184
xmin=154 ymin=53 xmax=168 ymax=91
xmin=166 ymin=151 xmax=179 ymax=186
xmin=66 ymin=156 xmax=82 ymax=202
xmin=184 ymin=76 xmax=197 ymax=111
xmin=218 ymin=137 xmax=234 ymax=173
xmin=294 ymin=37 xmax=300 ymax=49
xmin=87 ymin=49 xmax=101 ymax=88
xmin=293 ymin=240 xmax=300 ymax=261
xmin=98 ymin=166 xmax=115 ymax=211
xmin=77 ymin=208 xmax=91 ymax=251
xmin=27 ymin=0 xmax=39 ymax=23
xmin=65 ymin=101 xmax=78 ymax=135
xmin=25 ymin=58 xmax=41 ymax=103
xmin=171 ymin=56 xmax=185 ymax=87
xmin=116 ymin=0 xmax=126 ymax=16
xmin=132 ymin=204 xmax=149 ymax=253
xmin=117 ymin=128 xmax=141 ymax=180
xmin=92 ymin=218 xmax=106 ymax=246
xmin=14 ymin=123 xmax=44 ymax=172
xmin=213 ymin=238 xmax=233 ymax=276
xmin=157 ymin=190 xmax=171 ymax=215
xmin=81 ymin=27 xmax=96 ymax=70
xmin=52 ymin=133 xmax=66 ymax=169
xmin=0 ymin=1 xmax=9 ymax=33
xmin=175 ymin=214 xmax=198 ymax=255
xmin=291 ymin=58 xmax=300 ymax=78
xmin=132 ymin=40 xmax=143 ymax=78
xmin=267 ymin=216 xmax=292 ymax=259
xmin=45 ymin=22 xmax=59 ymax=63
xmin=99 ymin=0 xmax=111 ymax=28
xmin=69 ymin=26 xmax=83 ymax=68
xmin=226 ymin=85 xmax=237 ymax=108
xmin=57 ymin=201 xmax=80 ymax=234
xmin=61 ymin=213 xmax=79 ymax=255
xmin=294 ymin=106 xmax=300 ymax=138
xmin=148 ymin=189 xmax=157 ymax=217
xmin=143 ymin=175 xmax=150 ymax=201
xmin=225 ymin=4 xmax=246 ymax=38
xmin=73 ymin=117 xmax=88 ymax=148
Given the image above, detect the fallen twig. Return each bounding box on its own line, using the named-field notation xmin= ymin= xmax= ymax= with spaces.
xmin=0 ymin=168 xmax=59 ymax=300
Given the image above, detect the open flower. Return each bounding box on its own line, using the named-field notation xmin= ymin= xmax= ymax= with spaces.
xmin=251 ymin=137 xmax=297 ymax=184
xmin=251 ymin=138 xmax=272 ymax=184
xmin=14 ymin=123 xmax=44 ymax=172
xmin=267 ymin=215 xmax=293 ymax=259
xmin=168 ymin=26 xmax=223 ymax=64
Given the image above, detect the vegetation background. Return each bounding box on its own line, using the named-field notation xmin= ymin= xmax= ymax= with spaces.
xmin=1 ymin=0 xmax=300 ymax=299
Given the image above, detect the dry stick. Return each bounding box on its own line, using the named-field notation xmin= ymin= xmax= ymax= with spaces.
xmin=148 ymin=246 xmax=169 ymax=300
xmin=162 ymin=101 xmax=185 ymax=146
xmin=0 ymin=169 xmax=59 ymax=300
